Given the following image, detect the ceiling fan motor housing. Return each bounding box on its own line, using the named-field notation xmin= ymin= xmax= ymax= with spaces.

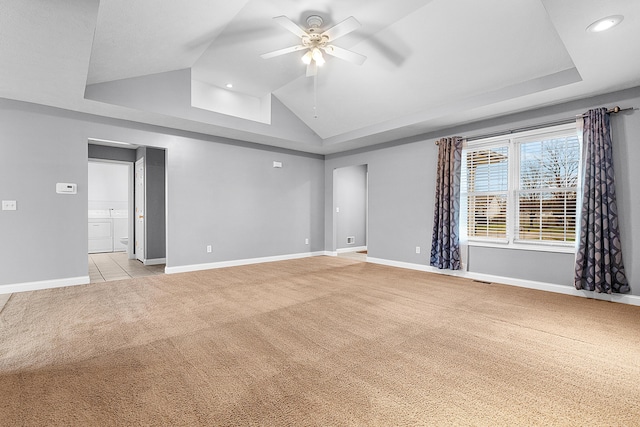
xmin=306 ymin=15 xmax=324 ymax=32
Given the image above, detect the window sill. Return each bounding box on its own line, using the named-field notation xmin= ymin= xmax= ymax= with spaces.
xmin=465 ymin=240 xmax=576 ymax=254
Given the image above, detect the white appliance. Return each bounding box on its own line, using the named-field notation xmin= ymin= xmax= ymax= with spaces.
xmin=88 ymin=209 xmax=128 ymax=254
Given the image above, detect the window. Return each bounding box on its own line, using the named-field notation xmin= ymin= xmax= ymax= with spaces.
xmin=461 ymin=124 xmax=581 ymax=251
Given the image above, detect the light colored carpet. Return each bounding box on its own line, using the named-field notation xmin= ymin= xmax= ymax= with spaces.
xmin=0 ymin=293 xmax=10 ymax=313
xmin=1 ymin=256 xmax=639 ymax=426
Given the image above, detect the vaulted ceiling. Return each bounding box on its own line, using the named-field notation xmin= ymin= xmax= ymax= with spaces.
xmin=1 ymin=0 xmax=638 ymax=154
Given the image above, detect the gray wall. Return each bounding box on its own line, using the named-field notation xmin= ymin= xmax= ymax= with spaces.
xmin=334 ymin=165 xmax=367 ymax=249
xmin=144 ymin=147 xmax=166 ymax=260
xmin=135 ymin=146 xmax=166 ymax=261
xmin=167 ymin=138 xmax=324 ymax=266
xmin=0 ymin=99 xmax=324 ymax=287
xmin=325 ymin=141 xmax=433 ymax=263
xmin=0 ymin=105 xmax=89 ymax=284
xmin=325 ymin=86 xmax=640 ymax=295
xmin=2 ymin=85 xmax=638 ymax=296
xmin=88 ymin=144 xmax=136 ymax=163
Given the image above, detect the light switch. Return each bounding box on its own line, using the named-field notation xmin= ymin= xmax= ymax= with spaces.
xmin=2 ymin=200 xmax=17 ymax=211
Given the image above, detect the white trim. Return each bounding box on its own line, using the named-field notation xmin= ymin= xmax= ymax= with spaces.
xmin=0 ymin=276 xmax=90 ymax=295
xmin=366 ymin=257 xmax=640 ymax=307
xmin=336 ymin=246 xmax=367 ymax=254
xmin=367 ymin=257 xmax=466 ymax=277
xmin=324 ymin=251 xmax=338 ymax=257
xmin=164 ymin=251 xmax=327 ymax=274
xmin=468 ymin=240 xmax=576 ymax=254
xmin=143 ymin=258 xmax=166 ymax=266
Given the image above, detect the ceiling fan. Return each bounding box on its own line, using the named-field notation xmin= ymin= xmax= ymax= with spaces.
xmin=261 ymin=15 xmax=367 ymax=77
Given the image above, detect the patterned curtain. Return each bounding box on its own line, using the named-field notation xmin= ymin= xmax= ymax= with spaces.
xmin=574 ymin=108 xmax=630 ymax=294
xmin=430 ymin=137 xmax=463 ymax=270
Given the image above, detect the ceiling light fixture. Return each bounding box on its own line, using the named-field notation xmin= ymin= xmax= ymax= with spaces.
xmin=225 ymin=83 xmax=233 ymax=88
xmin=301 ymin=50 xmax=313 ymax=65
xmin=262 ymin=14 xmax=366 ymax=78
xmin=301 ymin=47 xmax=325 ymax=66
xmin=586 ymin=15 xmax=624 ymax=33
xmin=311 ymin=48 xmax=325 ymax=66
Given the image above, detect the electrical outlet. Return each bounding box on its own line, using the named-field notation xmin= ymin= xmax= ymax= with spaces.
xmin=206 ymin=245 xmax=212 ymax=253
xmin=415 ymin=246 xmax=421 ymax=254
xmin=305 ymin=238 xmax=309 ymax=245
xmin=2 ymin=200 xmax=17 ymax=211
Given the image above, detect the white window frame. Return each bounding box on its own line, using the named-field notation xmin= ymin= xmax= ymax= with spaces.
xmin=461 ymin=123 xmax=580 ymax=254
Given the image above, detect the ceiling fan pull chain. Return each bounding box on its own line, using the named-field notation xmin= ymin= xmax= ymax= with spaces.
xmin=314 ymin=74 xmax=318 ymax=119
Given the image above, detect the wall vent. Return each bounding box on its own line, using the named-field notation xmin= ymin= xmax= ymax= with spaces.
xmin=346 ymin=236 xmax=355 ymax=245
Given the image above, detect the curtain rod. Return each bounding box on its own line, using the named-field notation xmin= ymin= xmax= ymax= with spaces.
xmin=435 ymin=106 xmax=634 ymax=144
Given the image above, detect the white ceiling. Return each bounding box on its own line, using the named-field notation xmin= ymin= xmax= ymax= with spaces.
xmin=1 ymin=0 xmax=638 ymax=154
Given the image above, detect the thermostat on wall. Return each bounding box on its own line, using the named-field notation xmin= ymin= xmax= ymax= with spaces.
xmin=56 ymin=183 xmax=77 ymax=194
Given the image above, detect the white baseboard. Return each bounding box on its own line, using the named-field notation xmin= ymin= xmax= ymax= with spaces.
xmin=164 ymin=251 xmax=327 ymax=274
xmin=336 ymin=246 xmax=367 ymax=254
xmin=366 ymin=257 xmax=640 ymax=306
xmin=0 ymin=276 xmax=90 ymax=295
xmin=143 ymin=258 xmax=166 ymax=266
xmin=323 ymin=251 xmax=338 ymax=257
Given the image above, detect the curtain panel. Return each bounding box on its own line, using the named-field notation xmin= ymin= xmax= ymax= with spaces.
xmin=430 ymin=137 xmax=463 ymax=270
xmin=574 ymin=108 xmax=630 ymax=294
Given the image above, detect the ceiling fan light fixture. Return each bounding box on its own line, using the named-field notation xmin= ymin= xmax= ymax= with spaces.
xmin=312 ymin=48 xmax=325 ymax=66
xmin=301 ymin=50 xmax=313 ymax=65
xmin=586 ymin=15 xmax=624 ymax=32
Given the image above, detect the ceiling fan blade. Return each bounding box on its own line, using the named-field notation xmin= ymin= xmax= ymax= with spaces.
xmin=322 ymin=45 xmax=367 ymax=65
xmin=306 ymin=62 xmax=317 ymax=77
xmin=272 ymin=15 xmax=308 ymax=38
xmin=260 ymin=45 xmax=306 ymax=59
xmin=321 ymin=16 xmax=361 ymax=41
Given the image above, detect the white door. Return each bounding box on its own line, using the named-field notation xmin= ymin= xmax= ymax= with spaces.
xmin=135 ymin=158 xmax=145 ymax=262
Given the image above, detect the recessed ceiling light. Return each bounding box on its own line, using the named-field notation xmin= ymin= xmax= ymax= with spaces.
xmin=226 ymin=83 xmax=233 ymax=88
xmin=586 ymin=15 xmax=624 ymax=33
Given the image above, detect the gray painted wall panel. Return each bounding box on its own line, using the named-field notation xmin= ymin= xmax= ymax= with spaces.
xmin=467 ymin=247 xmax=575 ymax=285
xmin=88 ymin=144 xmax=136 ymax=163
xmin=135 ymin=146 xmax=166 ymax=260
xmin=0 ymin=108 xmax=89 ymax=284
xmin=145 ymin=147 xmax=166 ymax=260
xmin=167 ymin=139 xmax=324 ymax=266
xmin=325 ymin=141 xmax=434 ymax=262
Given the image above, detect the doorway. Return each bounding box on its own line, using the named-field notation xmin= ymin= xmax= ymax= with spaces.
xmin=333 ymin=164 xmax=368 ymax=259
xmin=87 ymin=142 xmax=167 ymax=283
xmin=88 ymin=160 xmax=133 ymax=256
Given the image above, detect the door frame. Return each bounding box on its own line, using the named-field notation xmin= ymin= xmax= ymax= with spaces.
xmin=135 ymin=157 xmax=145 ymax=263
xmin=332 ymin=164 xmax=369 ymax=253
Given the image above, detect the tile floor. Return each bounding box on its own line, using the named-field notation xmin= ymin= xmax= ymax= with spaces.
xmin=89 ymin=252 xmax=165 ymax=283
